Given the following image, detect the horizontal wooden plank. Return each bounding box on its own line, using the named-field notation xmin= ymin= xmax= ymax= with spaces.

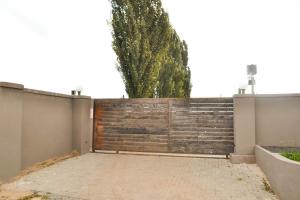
xmin=101 ymin=127 xmax=169 ymax=135
xmin=96 ymin=107 xmax=168 ymax=112
xmin=99 ymin=133 xmax=168 ymax=139
xmin=172 ymin=103 xmax=233 ymax=108
xmin=95 ymin=111 xmax=169 ymax=117
xmin=96 ymin=135 xmax=168 ymax=143
xmin=171 ymin=124 xmax=233 ymax=131
xmin=169 ymin=140 xmax=233 ymax=145
xmin=172 ymin=118 xmax=233 ymax=123
xmin=170 ymin=135 xmax=233 ymax=141
xmin=94 ymin=99 xmax=169 ymax=104
xmin=98 ymin=115 xmax=168 ymax=121
xmin=172 ymin=115 xmax=233 ymax=120
xmin=97 ymin=144 xmax=169 ymax=153
xmin=169 ymin=147 xmax=234 ymax=155
xmin=96 ymin=103 xmax=168 ymax=109
xmin=97 ymin=121 xmax=168 ymax=128
xmin=171 ymin=122 xmax=233 ymax=127
xmin=172 ymin=107 xmax=233 ymax=112
xmin=170 ymin=130 xmax=233 ymax=135
xmin=100 ymin=141 xmax=168 ymax=146
xmin=172 ymin=98 xmax=233 ymax=104
xmin=172 ymin=111 xmax=233 ymax=116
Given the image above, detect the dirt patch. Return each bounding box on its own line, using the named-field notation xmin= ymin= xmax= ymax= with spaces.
xmin=0 ymin=189 xmax=33 ymax=200
xmin=0 ymin=151 xmax=79 ymax=200
xmin=3 ymin=153 xmax=279 ymax=200
xmin=12 ymin=151 xmax=79 ymax=182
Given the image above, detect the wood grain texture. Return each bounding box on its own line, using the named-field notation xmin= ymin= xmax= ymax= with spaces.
xmin=93 ymin=98 xmax=234 ymax=155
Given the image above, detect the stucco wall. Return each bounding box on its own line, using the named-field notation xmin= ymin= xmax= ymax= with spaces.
xmin=231 ymin=94 xmax=300 ymax=164
xmin=233 ymin=96 xmax=255 ymax=155
xmin=0 ymin=84 xmax=23 ymax=180
xmin=21 ymin=90 xmax=73 ymax=168
xmin=72 ymin=98 xmax=91 ymax=154
xmin=256 ymin=145 xmax=300 ymax=200
xmin=0 ymin=82 xmax=91 ymax=182
xmin=256 ymin=95 xmax=300 ymax=147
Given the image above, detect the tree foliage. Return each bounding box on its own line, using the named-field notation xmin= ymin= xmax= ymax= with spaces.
xmin=156 ymin=31 xmax=191 ymax=98
xmin=111 ymin=0 xmax=191 ymax=98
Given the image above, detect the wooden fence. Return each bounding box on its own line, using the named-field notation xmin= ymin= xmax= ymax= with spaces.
xmin=93 ymin=98 xmax=234 ymax=155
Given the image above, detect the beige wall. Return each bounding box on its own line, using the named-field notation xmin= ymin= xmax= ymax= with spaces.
xmin=256 ymin=145 xmax=300 ymax=200
xmin=0 ymin=82 xmax=92 ymax=182
xmin=231 ymin=94 xmax=300 ymax=164
xmin=256 ymin=95 xmax=300 ymax=147
xmin=233 ymin=96 xmax=256 ymax=155
xmin=72 ymin=98 xmax=91 ymax=154
xmin=0 ymin=83 xmax=23 ymax=180
xmin=22 ymin=91 xmax=73 ymax=168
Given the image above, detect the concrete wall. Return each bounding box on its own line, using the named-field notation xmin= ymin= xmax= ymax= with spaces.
xmin=256 ymin=145 xmax=300 ymax=200
xmin=231 ymin=94 xmax=300 ymax=164
xmin=230 ymin=95 xmax=256 ymax=163
xmin=22 ymin=90 xmax=73 ymax=168
xmin=0 ymin=83 xmax=23 ymax=180
xmin=72 ymin=98 xmax=91 ymax=154
xmin=256 ymin=95 xmax=300 ymax=147
xmin=233 ymin=96 xmax=256 ymax=154
xmin=0 ymin=82 xmax=92 ymax=181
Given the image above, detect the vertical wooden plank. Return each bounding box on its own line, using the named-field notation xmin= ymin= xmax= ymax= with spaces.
xmin=167 ymin=99 xmax=172 ymax=151
xmin=92 ymin=101 xmax=96 ymax=152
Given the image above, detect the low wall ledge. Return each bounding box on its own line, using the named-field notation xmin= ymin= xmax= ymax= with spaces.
xmin=24 ymin=88 xmax=73 ymax=98
xmin=24 ymin=89 xmax=91 ymax=99
xmin=72 ymin=95 xmax=91 ymax=99
xmin=0 ymin=82 xmax=24 ymax=90
xmin=257 ymin=145 xmax=300 ymax=165
xmin=234 ymin=93 xmax=300 ymax=98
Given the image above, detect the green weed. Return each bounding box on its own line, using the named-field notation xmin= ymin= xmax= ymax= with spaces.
xmin=281 ymin=151 xmax=300 ymax=162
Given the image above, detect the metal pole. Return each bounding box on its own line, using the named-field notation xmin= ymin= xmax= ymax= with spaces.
xmin=251 ymin=76 xmax=255 ymax=94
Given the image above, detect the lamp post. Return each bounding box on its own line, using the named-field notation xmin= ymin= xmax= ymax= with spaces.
xmin=247 ymin=64 xmax=257 ymax=94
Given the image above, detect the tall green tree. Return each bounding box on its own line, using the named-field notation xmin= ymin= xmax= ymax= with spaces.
xmin=156 ymin=31 xmax=192 ymax=98
xmin=181 ymin=40 xmax=192 ymax=97
xmin=111 ymin=0 xmax=171 ymax=98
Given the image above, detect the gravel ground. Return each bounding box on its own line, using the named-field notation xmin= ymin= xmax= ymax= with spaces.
xmin=3 ymin=153 xmax=278 ymax=200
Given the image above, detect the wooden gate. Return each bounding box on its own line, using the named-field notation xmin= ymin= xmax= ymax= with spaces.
xmin=93 ymin=98 xmax=234 ymax=155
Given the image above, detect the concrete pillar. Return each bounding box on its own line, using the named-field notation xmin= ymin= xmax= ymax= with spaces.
xmin=0 ymin=82 xmax=24 ymax=181
xmin=72 ymin=96 xmax=92 ymax=154
xmin=230 ymin=95 xmax=256 ymax=164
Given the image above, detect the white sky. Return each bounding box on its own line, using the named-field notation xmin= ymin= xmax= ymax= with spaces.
xmin=0 ymin=0 xmax=299 ymax=98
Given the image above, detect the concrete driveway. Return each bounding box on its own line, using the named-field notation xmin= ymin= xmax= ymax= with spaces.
xmin=4 ymin=153 xmax=278 ymax=200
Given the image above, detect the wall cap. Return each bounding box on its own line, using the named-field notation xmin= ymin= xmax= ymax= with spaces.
xmin=25 ymin=88 xmax=91 ymax=99
xmin=72 ymin=95 xmax=91 ymax=100
xmin=234 ymin=93 xmax=300 ymax=98
xmin=0 ymin=82 xmax=24 ymax=90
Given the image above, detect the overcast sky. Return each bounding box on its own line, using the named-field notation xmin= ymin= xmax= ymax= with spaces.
xmin=0 ymin=0 xmax=299 ymax=98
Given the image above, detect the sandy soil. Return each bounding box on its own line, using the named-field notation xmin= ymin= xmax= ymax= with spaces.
xmin=2 ymin=153 xmax=278 ymax=200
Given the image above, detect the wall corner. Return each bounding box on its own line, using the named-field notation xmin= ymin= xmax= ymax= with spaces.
xmin=72 ymin=96 xmax=93 ymax=154
xmin=231 ymin=95 xmax=256 ymax=164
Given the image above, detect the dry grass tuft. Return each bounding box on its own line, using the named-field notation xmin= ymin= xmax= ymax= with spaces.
xmin=262 ymin=178 xmax=274 ymax=194
xmin=17 ymin=192 xmax=48 ymax=200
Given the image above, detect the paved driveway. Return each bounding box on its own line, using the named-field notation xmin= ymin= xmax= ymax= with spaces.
xmin=4 ymin=153 xmax=278 ymax=200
